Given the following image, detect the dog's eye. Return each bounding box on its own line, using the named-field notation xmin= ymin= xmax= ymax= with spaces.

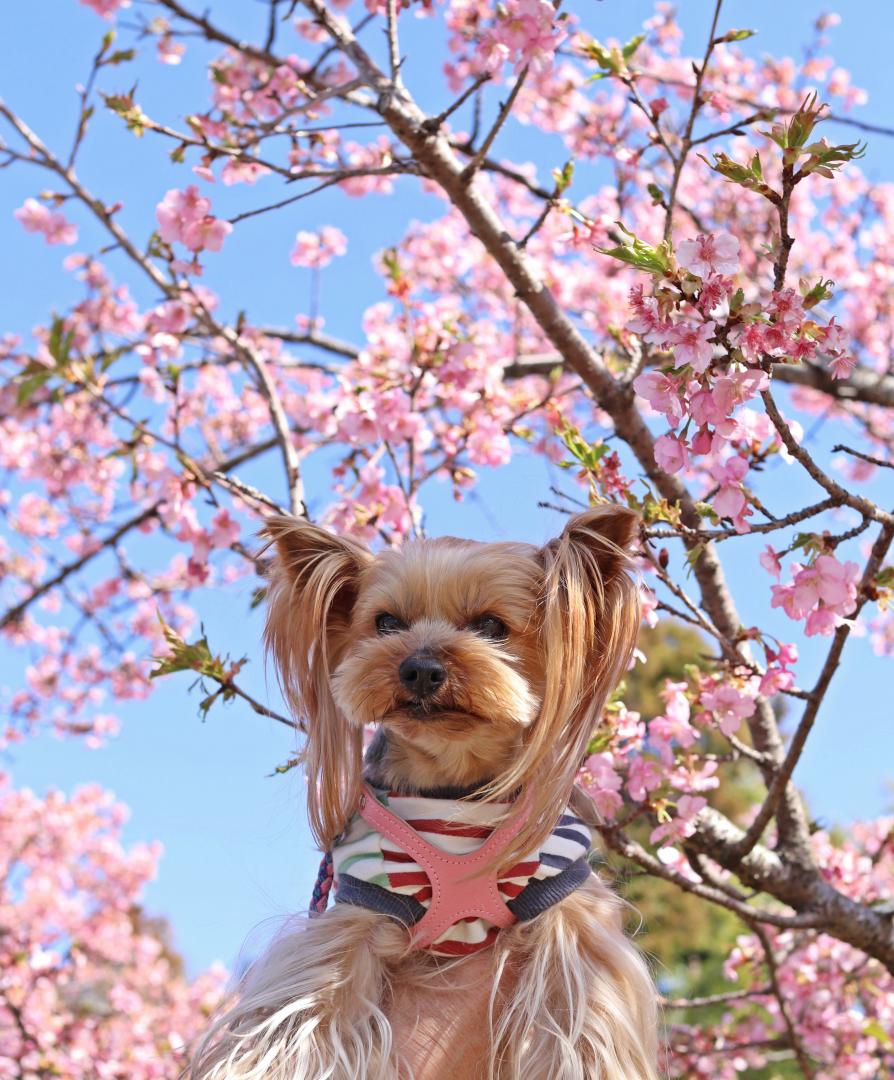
xmin=375 ymin=612 xmax=405 ymax=635
xmin=469 ymin=614 xmax=508 ymax=641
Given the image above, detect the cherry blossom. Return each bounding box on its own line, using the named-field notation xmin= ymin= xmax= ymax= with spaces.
xmin=772 ymin=555 xmax=860 ymax=636
xmin=676 ymin=232 xmax=740 ymax=278
xmin=2 ymin=4 xmax=893 ymax=1075
xmin=290 ymin=226 xmax=349 ymax=268
xmin=14 ymin=198 xmax=78 ymax=245
xmin=156 ymin=186 xmax=232 ymax=254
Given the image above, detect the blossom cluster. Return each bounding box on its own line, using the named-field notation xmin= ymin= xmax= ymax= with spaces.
xmin=14 ymin=198 xmax=78 ymax=246
xmin=156 ymin=185 xmax=232 ymax=258
xmin=0 ymin=774 xmax=226 ymax=1076
xmin=4 ymin=3 xmax=894 ymax=1077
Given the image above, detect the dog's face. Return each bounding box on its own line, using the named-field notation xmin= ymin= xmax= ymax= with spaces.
xmin=330 ymin=537 xmax=545 ymax=788
xmin=264 ymin=506 xmax=640 ymax=849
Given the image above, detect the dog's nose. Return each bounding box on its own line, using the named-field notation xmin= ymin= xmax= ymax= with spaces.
xmin=398 ymin=652 xmax=446 ymax=699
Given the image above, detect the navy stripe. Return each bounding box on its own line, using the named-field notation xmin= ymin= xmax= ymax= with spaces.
xmin=335 ymin=874 xmax=426 ymax=926
xmin=552 ymin=826 xmax=591 ymax=847
xmin=558 ymin=814 xmax=588 ymax=827
xmin=539 ymin=851 xmax=574 ymax=870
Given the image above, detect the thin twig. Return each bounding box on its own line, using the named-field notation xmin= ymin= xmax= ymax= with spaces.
xmin=663 ymin=0 xmax=724 ymax=240
xmin=461 ymin=67 xmax=529 ymax=178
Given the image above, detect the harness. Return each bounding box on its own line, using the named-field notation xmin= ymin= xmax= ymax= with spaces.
xmin=309 ymin=784 xmax=592 ymax=956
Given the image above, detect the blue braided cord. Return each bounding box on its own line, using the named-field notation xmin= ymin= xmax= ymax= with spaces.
xmin=309 ymin=851 xmax=334 ymax=915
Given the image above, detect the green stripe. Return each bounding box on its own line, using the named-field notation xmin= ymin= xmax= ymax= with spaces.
xmin=338 ymin=850 xmax=381 ymax=873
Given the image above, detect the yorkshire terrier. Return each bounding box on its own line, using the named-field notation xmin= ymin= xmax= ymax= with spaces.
xmin=190 ymin=505 xmax=658 ymax=1079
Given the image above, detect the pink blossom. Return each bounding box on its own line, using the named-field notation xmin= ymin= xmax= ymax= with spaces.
xmin=700 ymin=683 xmax=757 ymax=736
xmin=627 ymin=756 xmax=663 ymax=802
xmin=670 ymin=319 xmax=716 ymax=374
xmin=760 ymin=545 xmax=782 ymax=578
xmin=676 ymin=232 xmax=740 ymax=278
xmin=640 ymin=586 xmax=659 ymax=628
xmin=156 ymin=186 xmax=231 ymax=253
xmin=654 ymin=432 xmax=690 ymax=474
xmin=650 ymin=795 xmax=707 ymax=845
xmin=772 ymin=555 xmax=860 ymax=636
xmin=711 ymin=456 xmax=751 ymax=532
xmin=482 ymin=0 xmax=567 ymax=74
xmin=467 ymin=418 xmax=512 ymax=466
xmin=628 ymin=284 xmax=672 ymax=344
xmin=829 ymin=352 xmax=856 ymax=379
xmin=79 ymin=0 xmax=127 ymax=15
xmin=209 ymin=509 xmax=240 ymax=548
xmin=182 ymin=215 xmax=232 ymax=252
xmin=14 ymin=198 xmax=78 ymax=245
xmin=581 ymin=752 xmax=623 ymax=820
xmin=633 ymin=370 xmax=686 ymax=426
xmin=221 ymin=159 xmax=271 ymax=185
xmin=767 ymin=288 xmax=805 ymax=331
xmin=793 ymin=554 xmax=859 ymax=613
xmin=157 ymin=35 xmax=185 ymax=64
xmin=290 ymin=226 xmax=348 ymax=268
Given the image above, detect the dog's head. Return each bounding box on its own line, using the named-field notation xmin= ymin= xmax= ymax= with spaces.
xmin=263 ymin=507 xmax=640 ymax=857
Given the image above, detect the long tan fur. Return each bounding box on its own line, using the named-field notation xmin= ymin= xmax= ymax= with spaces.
xmin=190 ymin=507 xmax=658 ymax=1079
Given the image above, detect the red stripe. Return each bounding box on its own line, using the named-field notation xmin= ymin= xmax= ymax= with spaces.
xmin=411 ymin=887 xmax=433 ymax=902
xmin=432 ymin=928 xmax=500 ymax=956
xmin=381 ymin=848 xmax=416 ymax=864
xmin=497 ymin=882 xmax=525 ymax=898
xmin=502 ymin=860 xmax=539 ymax=878
xmin=388 ymin=870 xmax=431 ymax=887
xmin=406 ymin=818 xmax=492 ymax=838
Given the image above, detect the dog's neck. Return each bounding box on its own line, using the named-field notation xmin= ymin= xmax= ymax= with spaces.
xmin=363 ymin=727 xmax=502 ymax=797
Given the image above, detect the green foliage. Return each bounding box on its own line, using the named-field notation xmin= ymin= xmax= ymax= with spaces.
xmin=700 ymin=149 xmax=778 ymax=202
xmin=715 ymin=28 xmax=757 ymax=44
xmin=598 ymin=222 xmax=672 ymax=275
xmin=102 ymin=87 xmax=149 ymax=136
xmin=150 ymin=615 xmax=248 ymax=718
xmin=580 ymin=33 xmax=645 ymax=81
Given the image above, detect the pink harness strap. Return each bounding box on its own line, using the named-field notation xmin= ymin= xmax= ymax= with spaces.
xmin=357 ymin=784 xmax=529 ymax=950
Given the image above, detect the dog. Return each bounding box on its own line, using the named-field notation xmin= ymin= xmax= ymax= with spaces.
xmin=189 ymin=505 xmax=658 ymax=1079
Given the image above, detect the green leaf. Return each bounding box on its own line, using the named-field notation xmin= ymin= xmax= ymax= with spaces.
xmin=270 ymin=757 xmax=301 ymax=776
xmin=863 ymin=1018 xmax=893 ymax=1047
xmin=875 ymin=566 xmax=894 ymax=590
xmin=552 ymin=160 xmax=575 ymax=193
xmin=685 ymin=542 xmax=707 ymax=573
xmin=558 ymin=422 xmax=610 ymax=473
xmin=621 ymin=33 xmax=645 ymax=61
xmin=587 ymin=726 xmax=614 ymax=754
xmin=48 ymin=316 xmax=75 ymax=369
xmin=101 ymin=88 xmax=149 ymax=136
xmin=802 ymin=277 xmax=834 ymax=309
xmin=150 ymin=619 xmax=216 ymax=680
xmin=16 ymin=370 xmax=52 ymax=406
xmin=598 ymin=223 xmax=671 ymax=275
xmin=104 ymin=48 xmax=136 ymax=66
xmin=199 ymin=690 xmax=222 ymax=718
xmin=716 ymin=28 xmax=756 ymax=43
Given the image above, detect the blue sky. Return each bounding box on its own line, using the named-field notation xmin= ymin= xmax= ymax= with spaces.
xmin=1 ymin=0 xmax=893 ymax=977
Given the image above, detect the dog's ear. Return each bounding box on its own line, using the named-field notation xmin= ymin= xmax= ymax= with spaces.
xmin=491 ymin=505 xmax=641 ymax=854
xmin=262 ymin=515 xmax=373 ymax=848
xmin=537 ymin=505 xmax=640 ymax=672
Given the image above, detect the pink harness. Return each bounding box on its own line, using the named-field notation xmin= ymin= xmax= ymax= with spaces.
xmin=356 ymin=783 xmax=529 ymax=950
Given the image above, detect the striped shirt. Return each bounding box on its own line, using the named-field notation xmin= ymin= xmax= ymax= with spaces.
xmin=331 ymin=787 xmax=592 ymax=956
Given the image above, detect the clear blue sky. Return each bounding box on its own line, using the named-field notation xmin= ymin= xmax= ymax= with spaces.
xmin=1 ymin=0 xmax=893 ymax=977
